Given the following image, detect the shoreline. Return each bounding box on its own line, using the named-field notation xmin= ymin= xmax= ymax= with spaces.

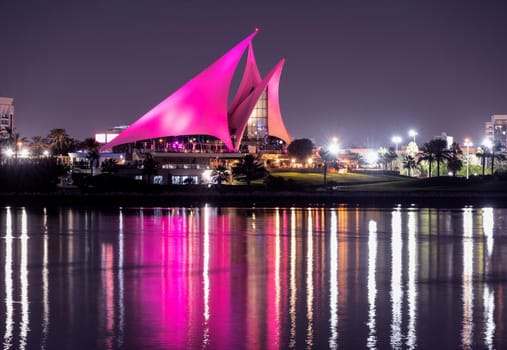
xmin=1 ymin=190 xmax=506 ymax=208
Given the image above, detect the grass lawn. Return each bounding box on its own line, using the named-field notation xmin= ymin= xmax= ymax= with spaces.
xmin=269 ymin=170 xmax=408 ymax=186
xmin=266 ymin=171 xmax=507 ymax=192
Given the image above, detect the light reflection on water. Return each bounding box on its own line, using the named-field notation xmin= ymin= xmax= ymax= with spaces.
xmin=0 ymin=206 xmax=506 ymax=349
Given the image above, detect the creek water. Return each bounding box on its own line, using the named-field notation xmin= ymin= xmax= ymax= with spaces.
xmin=0 ymin=205 xmax=505 ymax=349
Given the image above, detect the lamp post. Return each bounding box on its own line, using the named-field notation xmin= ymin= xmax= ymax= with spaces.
xmin=392 ymin=136 xmax=402 ymax=152
xmin=464 ymin=138 xmax=473 ymax=179
xmin=323 ymin=137 xmax=339 ymax=185
xmin=408 ymin=130 xmax=418 ymax=143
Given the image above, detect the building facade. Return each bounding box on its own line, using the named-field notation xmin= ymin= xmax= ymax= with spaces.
xmin=0 ymin=97 xmax=14 ymax=139
xmin=100 ymin=30 xmax=291 ymax=154
xmin=485 ymin=115 xmax=507 ymax=145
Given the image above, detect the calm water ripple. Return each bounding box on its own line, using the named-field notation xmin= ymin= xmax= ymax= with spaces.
xmin=0 ymin=205 xmax=506 ymax=349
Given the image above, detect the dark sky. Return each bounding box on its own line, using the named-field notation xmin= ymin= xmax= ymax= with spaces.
xmin=2 ymin=0 xmax=507 ymax=147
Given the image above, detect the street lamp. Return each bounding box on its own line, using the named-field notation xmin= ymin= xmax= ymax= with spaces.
xmin=328 ymin=137 xmax=339 ymax=155
xmin=408 ymin=130 xmax=418 ymax=143
xmin=323 ymin=137 xmax=340 ymax=185
xmin=464 ymin=138 xmax=473 ymax=179
xmin=392 ymin=136 xmax=402 ymax=152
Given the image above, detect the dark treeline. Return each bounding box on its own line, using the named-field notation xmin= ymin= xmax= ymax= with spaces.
xmin=0 ymin=159 xmax=66 ymax=192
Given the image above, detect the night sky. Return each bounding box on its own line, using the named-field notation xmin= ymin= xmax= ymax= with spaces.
xmin=2 ymin=0 xmax=507 ymax=147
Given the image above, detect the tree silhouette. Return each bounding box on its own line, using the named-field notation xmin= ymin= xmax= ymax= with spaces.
xmin=488 ymin=141 xmax=505 ymax=175
xmin=400 ymin=154 xmax=417 ymax=177
xmin=101 ymin=158 xmax=119 ymax=175
xmin=210 ymin=165 xmax=231 ymax=185
xmin=81 ymin=137 xmax=101 ymax=176
xmin=232 ymin=154 xmax=268 ymax=186
xmin=447 ymin=142 xmax=463 ymax=176
xmin=30 ymin=136 xmax=48 ymax=158
xmin=418 ymin=139 xmax=449 ymax=177
xmin=142 ymin=154 xmax=159 ymax=184
xmin=319 ymin=147 xmax=337 ymax=184
xmin=287 ymin=138 xmax=314 ymax=164
xmin=47 ymin=128 xmax=72 ymax=155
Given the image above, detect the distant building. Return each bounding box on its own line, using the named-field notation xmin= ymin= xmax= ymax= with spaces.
xmin=95 ymin=125 xmax=128 ymax=144
xmin=0 ymin=97 xmax=14 ymax=139
xmin=485 ymin=114 xmax=507 ymax=145
xmin=435 ymin=132 xmax=453 ymax=147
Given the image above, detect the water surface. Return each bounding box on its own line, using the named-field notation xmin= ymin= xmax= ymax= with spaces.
xmin=1 ymin=205 xmax=506 ymax=349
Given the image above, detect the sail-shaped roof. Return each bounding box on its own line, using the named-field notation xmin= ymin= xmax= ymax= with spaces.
xmin=265 ymin=58 xmax=292 ymax=145
xmin=229 ymin=58 xmax=288 ymax=150
xmin=100 ymin=31 xmax=257 ymax=152
xmin=228 ymin=43 xmax=261 ymax=118
xmin=100 ymin=30 xmax=292 ymax=153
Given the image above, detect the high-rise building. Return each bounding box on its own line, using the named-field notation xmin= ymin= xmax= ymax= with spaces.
xmin=0 ymin=97 xmax=14 ymax=139
xmin=485 ymin=115 xmax=507 ymax=145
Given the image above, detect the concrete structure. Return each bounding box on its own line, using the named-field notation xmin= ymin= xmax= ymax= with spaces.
xmin=0 ymin=97 xmax=14 ymax=139
xmin=485 ymin=115 xmax=507 ymax=145
xmin=100 ymin=30 xmax=291 ymax=154
xmin=95 ymin=125 xmax=128 ymax=144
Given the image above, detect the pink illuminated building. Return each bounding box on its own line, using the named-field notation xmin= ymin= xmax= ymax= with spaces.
xmin=100 ymin=30 xmax=291 ymax=154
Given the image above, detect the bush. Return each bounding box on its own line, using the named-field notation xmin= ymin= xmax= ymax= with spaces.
xmin=0 ymin=159 xmax=67 ymax=192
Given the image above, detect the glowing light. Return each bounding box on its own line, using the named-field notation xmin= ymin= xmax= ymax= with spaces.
xmin=482 ymin=208 xmax=494 ymax=261
xmin=408 ymin=129 xmax=418 ymax=142
xmin=202 ymin=205 xmax=210 ymax=347
xmin=289 ymin=208 xmax=297 ymax=349
xmin=274 ymin=208 xmax=281 ymax=346
xmin=366 ymin=220 xmax=377 ymax=349
xmin=392 ymin=136 xmax=402 ymax=152
xmin=4 ymin=148 xmax=14 ymax=157
xmin=306 ymin=209 xmax=314 ymax=349
xmin=118 ymin=209 xmax=125 ymax=348
xmin=390 ymin=208 xmax=403 ymax=348
xmin=202 ymin=170 xmax=212 ymax=183
xmin=328 ymin=143 xmax=339 ymax=154
xmin=366 ymin=151 xmax=378 ymax=165
xmin=482 ymin=138 xmax=493 ymax=149
xmin=20 ymin=209 xmax=29 ymax=349
xmin=329 ymin=210 xmax=339 ymax=350
xmin=462 ymin=207 xmax=474 ymax=348
xmin=407 ymin=210 xmax=417 ymax=349
xmin=42 ymin=208 xmax=49 ymax=349
xmin=483 ymin=285 xmax=495 ymax=349
xmin=4 ymin=208 xmax=13 ymax=348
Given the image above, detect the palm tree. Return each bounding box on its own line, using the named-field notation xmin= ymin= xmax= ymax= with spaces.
xmin=319 ymin=147 xmax=336 ymax=184
xmin=476 ymin=146 xmax=489 ymax=176
xmin=232 ymin=154 xmax=268 ymax=186
xmin=417 ymin=143 xmax=435 ymax=177
xmin=142 ymin=153 xmax=159 ymax=184
xmin=385 ymin=147 xmax=398 ymax=170
xmin=81 ymin=137 xmax=101 ymax=176
xmin=11 ymin=132 xmax=28 ymax=161
xmin=447 ymin=142 xmax=463 ymax=176
xmin=488 ymin=141 xmax=505 ymax=175
xmin=47 ymin=128 xmax=71 ymax=155
xmin=210 ymin=165 xmax=231 ymax=185
xmin=417 ymin=139 xmax=449 ymax=177
xmin=431 ymin=139 xmax=450 ymax=176
xmin=30 ymin=136 xmax=48 ymax=158
xmin=400 ymin=154 xmax=417 ymax=177
xmin=378 ymin=147 xmax=397 ymax=170
xmin=101 ymin=158 xmax=119 ymax=175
